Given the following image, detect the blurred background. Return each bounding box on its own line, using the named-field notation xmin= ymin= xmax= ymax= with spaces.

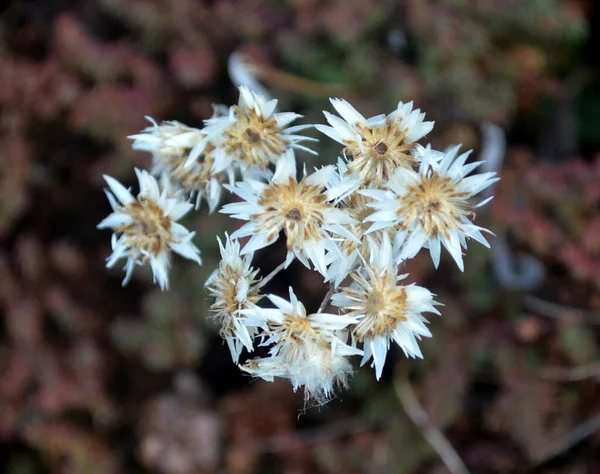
xmin=1 ymin=0 xmax=600 ymax=473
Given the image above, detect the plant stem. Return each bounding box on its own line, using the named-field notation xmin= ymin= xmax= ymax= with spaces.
xmin=394 ymin=367 xmax=471 ymax=474
xmin=257 ymin=260 xmax=287 ymax=289
xmin=317 ymin=284 xmax=336 ymax=314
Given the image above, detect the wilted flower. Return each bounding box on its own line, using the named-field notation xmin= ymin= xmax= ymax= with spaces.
xmin=316 ymin=98 xmax=434 ymax=187
xmin=205 ymin=235 xmax=262 ymax=362
xmin=129 ymin=117 xmax=205 ymax=168
xmin=241 ymin=287 xmax=361 ymax=403
xmin=161 ymin=143 xmax=228 ymax=213
xmin=130 ymin=117 xmax=230 ymax=212
xmin=363 ymin=145 xmax=498 ymax=270
xmin=332 ymin=235 xmax=439 ymax=379
xmin=97 ymin=169 xmax=202 ymax=290
xmin=221 ymin=151 xmax=358 ymax=275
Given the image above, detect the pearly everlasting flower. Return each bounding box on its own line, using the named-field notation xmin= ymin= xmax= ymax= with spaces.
xmin=130 ymin=117 xmax=230 ymax=212
xmin=97 ymin=169 xmax=202 ymax=290
xmin=205 ymin=235 xmax=262 ymax=363
xmin=129 ymin=117 xmax=205 ymax=167
xmin=194 ymin=86 xmax=316 ymax=174
xmin=316 ymin=98 xmax=434 ymax=187
xmin=241 ymin=287 xmax=361 ymax=403
xmin=332 ymin=235 xmax=439 ymax=380
xmin=161 ymin=142 xmax=229 ymax=213
xmin=243 ymin=349 xmax=355 ymax=407
xmin=363 ymin=145 xmax=499 ymax=271
xmin=221 ymin=151 xmax=358 ymax=275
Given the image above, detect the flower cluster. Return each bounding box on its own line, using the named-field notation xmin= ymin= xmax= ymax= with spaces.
xmin=98 ymin=86 xmax=498 ymax=405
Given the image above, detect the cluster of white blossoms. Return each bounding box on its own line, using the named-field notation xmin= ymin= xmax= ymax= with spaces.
xmin=98 ymin=85 xmax=498 ymax=404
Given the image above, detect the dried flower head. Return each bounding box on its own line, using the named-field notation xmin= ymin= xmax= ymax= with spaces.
xmin=199 ymin=86 xmax=316 ymax=173
xmin=205 ymin=235 xmax=262 ymax=362
xmin=161 ymin=142 xmax=229 ymax=213
xmin=316 ymin=99 xmax=434 ymax=187
xmin=129 ymin=117 xmax=205 ymax=167
xmin=130 ymin=117 xmax=231 ymax=212
xmin=332 ymin=235 xmax=438 ymax=379
xmin=364 ymin=146 xmax=498 ymax=270
xmin=221 ymin=152 xmax=358 ymax=275
xmin=98 ymin=169 xmax=202 ymax=290
xmin=241 ymin=287 xmax=361 ymax=403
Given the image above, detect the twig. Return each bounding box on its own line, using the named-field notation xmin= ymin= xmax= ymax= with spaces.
xmin=317 ymin=284 xmax=336 ymax=314
xmin=533 ymin=412 xmax=600 ymax=465
xmin=539 ymin=364 xmax=600 ymax=382
xmin=523 ymin=294 xmax=600 ymax=324
xmin=257 ymin=261 xmax=287 ymax=290
xmin=250 ymin=60 xmax=352 ymax=98
xmin=394 ymin=368 xmax=471 ymax=474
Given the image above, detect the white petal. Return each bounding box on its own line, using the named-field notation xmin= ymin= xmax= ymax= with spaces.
xmin=272 ymin=150 xmax=296 ymax=184
xmin=104 ymin=175 xmax=134 ymax=205
xmin=150 ymin=253 xmax=170 ymax=290
xmin=97 ymin=212 xmax=132 ymax=229
xmin=242 ymin=232 xmax=278 ymax=254
xmin=306 ymin=165 xmax=334 ymax=187
xmin=168 ymin=201 xmax=193 ymax=220
xmin=429 ymin=237 xmax=441 ymax=268
xmin=330 ymin=98 xmax=366 ymax=125
xmin=266 ymin=294 xmax=295 ymax=314
xmin=169 ymin=239 xmax=202 ymax=263
xmin=370 ymin=336 xmax=388 ymax=380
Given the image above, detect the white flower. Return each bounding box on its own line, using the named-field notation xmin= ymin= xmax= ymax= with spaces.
xmin=241 ymin=287 xmax=361 ymax=403
xmin=332 ymin=235 xmax=439 ymax=380
xmin=316 ymin=98 xmax=434 ymax=187
xmin=221 ymin=151 xmax=358 ymax=276
xmin=129 ymin=117 xmax=205 ymax=168
xmin=97 ymin=169 xmax=202 ymax=290
xmin=205 ymin=235 xmax=262 ymax=363
xmin=243 ymin=349 xmax=355 ymax=407
xmin=163 ymin=142 xmax=229 ymax=213
xmin=130 ymin=117 xmax=229 ymax=213
xmin=363 ymin=145 xmax=499 ymax=271
xmin=242 ymin=287 xmax=360 ymax=360
xmin=193 ymin=85 xmax=316 ymax=173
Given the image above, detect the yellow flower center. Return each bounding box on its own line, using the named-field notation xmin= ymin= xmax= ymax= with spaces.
xmin=339 ymin=267 xmax=409 ymax=341
xmin=256 ymin=177 xmax=330 ymax=251
xmin=223 ymin=107 xmax=290 ymax=169
xmin=344 ymin=120 xmax=416 ymax=186
xmin=269 ymin=313 xmax=323 ymax=363
xmin=118 ymin=199 xmax=173 ymax=257
xmin=375 ymin=142 xmax=389 ymax=155
xmin=397 ymin=172 xmax=472 ymax=239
